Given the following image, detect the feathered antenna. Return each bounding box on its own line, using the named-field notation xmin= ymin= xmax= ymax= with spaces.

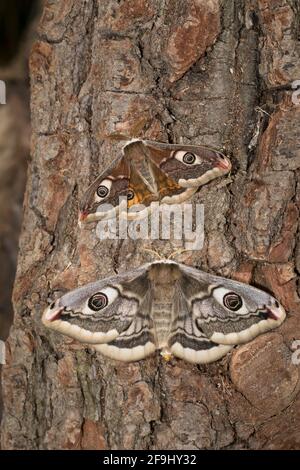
xmin=141 ymin=248 xmax=163 ymax=260
xmin=168 ymin=248 xmax=193 ymax=261
xmin=142 ymin=247 xmax=194 ymax=262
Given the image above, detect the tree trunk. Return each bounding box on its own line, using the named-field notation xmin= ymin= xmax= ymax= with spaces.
xmin=1 ymin=0 xmax=300 ymax=450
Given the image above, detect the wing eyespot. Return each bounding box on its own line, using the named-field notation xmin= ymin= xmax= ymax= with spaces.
xmin=223 ymin=292 xmax=243 ymax=312
xmin=96 ymin=185 xmax=109 ymax=198
xmin=88 ymin=292 xmax=108 ymax=311
xmin=183 ymin=152 xmax=196 ymax=164
xmin=127 ymin=189 xmax=135 ymax=200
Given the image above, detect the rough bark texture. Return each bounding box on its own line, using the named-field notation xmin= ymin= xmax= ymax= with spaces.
xmin=2 ymin=0 xmax=300 ymax=450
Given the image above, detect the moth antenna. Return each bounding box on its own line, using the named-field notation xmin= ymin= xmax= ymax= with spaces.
xmin=142 ymin=248 xmax=163 ymax=260
xmin=168 ymin=248 xmax=193 ymax=261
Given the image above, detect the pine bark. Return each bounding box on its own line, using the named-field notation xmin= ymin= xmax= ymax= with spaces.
xmin=1 ymin=0 xmax=300 ymax=450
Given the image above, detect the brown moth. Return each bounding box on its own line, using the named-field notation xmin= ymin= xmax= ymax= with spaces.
xmin=79 ymin=140 xmax=231 ymax=223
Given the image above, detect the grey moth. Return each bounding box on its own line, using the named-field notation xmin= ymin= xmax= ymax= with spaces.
xmin=42 ymin=261 xmax=285 ymax=364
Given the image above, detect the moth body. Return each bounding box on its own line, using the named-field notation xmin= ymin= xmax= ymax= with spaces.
xmin=148 ymin=263 xmax=180 ymax=350
xmin=152 ymin=301 xmax=173 ymax=348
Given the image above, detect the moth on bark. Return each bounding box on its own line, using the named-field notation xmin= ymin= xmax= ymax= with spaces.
xmin=43 ymin=261 xmax=285 ymax=363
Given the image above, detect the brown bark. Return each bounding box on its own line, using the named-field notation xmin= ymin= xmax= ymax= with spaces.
xmin=1 ymin=0 xmax=300 ymax=450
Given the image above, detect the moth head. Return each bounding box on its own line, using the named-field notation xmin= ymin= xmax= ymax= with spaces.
xmin=42 ymin=284 xmax=135 ymax=344
xmin=148 ymin=261 xmax=181 ymax=283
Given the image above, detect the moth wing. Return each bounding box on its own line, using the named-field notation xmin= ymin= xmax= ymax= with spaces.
xmin=79 ymin=155 xmax=130 ymax=223
xmin=42 ymin=266 xmax=155 ymax=354
xmin=167 ymin=281 xmax=233 ymax=364
xmin=92 ymin=267 xmax=156 ymax=361
xmin=124 ymin=140 xmax=197 ymax=205
xmin=177 ymin=264 xmax=286 ymax=346
xmin=148 ymin=158 xmax=197 ymax=205
xmin=92 ymin=292 xmax=156 ymax=361
xmin=143 ymin=140 xmax=231 ymax=190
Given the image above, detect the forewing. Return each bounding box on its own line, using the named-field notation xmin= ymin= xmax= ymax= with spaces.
xmin=143 ymin=140 xmax=232 ymax=189
xmin=42 ymin=266 xmax=152 ymax=347
xmin=79 ymin=155 xmax=130 ymax=223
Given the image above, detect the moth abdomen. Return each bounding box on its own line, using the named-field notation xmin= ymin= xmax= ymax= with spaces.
xmin=152 ymin=302 xmax=173 ymax=347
